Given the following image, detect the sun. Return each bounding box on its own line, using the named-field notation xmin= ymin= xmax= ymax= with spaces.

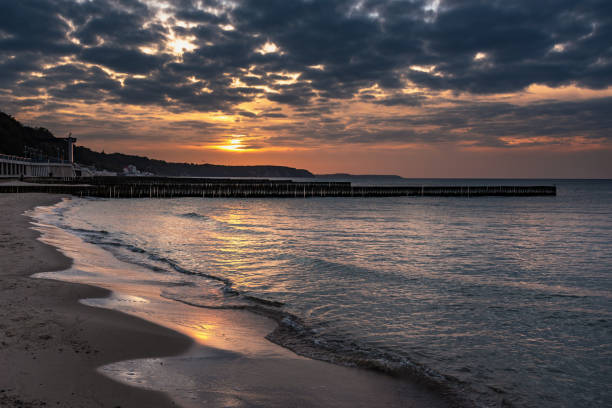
xmin=217 ymin=137 xmax=247 ymax=151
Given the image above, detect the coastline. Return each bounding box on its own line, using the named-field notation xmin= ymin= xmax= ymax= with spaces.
xmin=0 ymin=194 xmax=192 ymax=407
xmin=1 ymin=193 xmax=452 ymax=408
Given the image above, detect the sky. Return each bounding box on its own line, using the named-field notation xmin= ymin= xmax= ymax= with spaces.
xmin=1 ymin=0 xmax=611 ymax=177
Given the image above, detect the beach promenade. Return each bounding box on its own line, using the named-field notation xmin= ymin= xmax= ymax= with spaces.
xmin=0 ymin=154 xmax=75 ymax=179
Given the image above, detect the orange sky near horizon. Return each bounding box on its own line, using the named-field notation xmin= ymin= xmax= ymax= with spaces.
xmin=13 ymin=81 xmax=611 ymax=178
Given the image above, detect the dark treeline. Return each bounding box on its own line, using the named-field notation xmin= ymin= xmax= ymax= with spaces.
xmin=0 ymin=112 xmax=62 ymax=160
xmin=0 ymin=112 xmax=313 ymax=178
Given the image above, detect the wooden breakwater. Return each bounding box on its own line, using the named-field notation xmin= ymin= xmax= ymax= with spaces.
xmin=0 ymin=177 xmax=556 ymax=198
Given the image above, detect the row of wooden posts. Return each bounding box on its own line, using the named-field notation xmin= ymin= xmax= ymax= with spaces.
xmin=0 ymin=178 xmax=557 ymax=198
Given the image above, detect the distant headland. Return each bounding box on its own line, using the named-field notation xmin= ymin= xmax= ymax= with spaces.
xmin=0 ymin=112 xmax=315 ymax=178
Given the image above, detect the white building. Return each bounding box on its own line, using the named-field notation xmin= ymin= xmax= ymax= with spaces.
xmin=123 ymin=164 xmax=153 ymax=176
xmin=0 ymin=154 xmax=75 ymax=178
xmin=74 ymin=163 xmax=117 ymax=177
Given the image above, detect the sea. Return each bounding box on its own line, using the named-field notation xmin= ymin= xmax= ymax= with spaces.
xmin=31 ymin=178 xmax=612 ymax=407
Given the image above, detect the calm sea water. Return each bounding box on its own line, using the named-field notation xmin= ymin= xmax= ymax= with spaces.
xmin=36 ymin=179 xmax=612 ymax=407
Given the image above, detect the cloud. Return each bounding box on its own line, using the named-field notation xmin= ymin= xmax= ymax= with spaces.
xmin=371 ymin=93 xmax=426 ymax=106
xmin=0 ymin=0 xmax=77 ymax=55
xmin=73 ymin=10 xmax=165 ymax=47
xmin=2 ymin=0 xmax=611 ymax=108
xmin=0 ymin=0 xmax=610 ymax=162
xmin=354 ymin=97 xmax=612 ymax=147
xmin=80 ymin=46 xmax=170 ymax=74
xmin=237 ymin=110 xmax=257 ymax=118
xmin=260 ymin=112 xmax=287 ymax=118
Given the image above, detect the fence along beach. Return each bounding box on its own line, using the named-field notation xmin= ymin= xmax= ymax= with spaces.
xmin=0 ymin=176 xmax=556 ymax=198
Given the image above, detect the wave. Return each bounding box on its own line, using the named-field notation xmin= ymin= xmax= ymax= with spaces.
xmin=160 ymin=289 xmax=478 ymax=407
xmin=177 ymin=211 xmax=267 ymax=235
xmin=178 ymin=212 xmax=210 ymax=220
xmin=58 ymin=222 xmax=284 ymax=308
xmin=69 ymin=227 xmax=110 ymax=235
xmin=47 ymin=205 xmax=485 ymax=407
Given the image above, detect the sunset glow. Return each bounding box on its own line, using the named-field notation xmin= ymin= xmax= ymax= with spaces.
xmin=217 ymin=137 xmax=248 ymax=151
xmin=1 ymin=0 xmax=610 ymax=177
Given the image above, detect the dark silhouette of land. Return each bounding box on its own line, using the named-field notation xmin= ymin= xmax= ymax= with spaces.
xmin=0 ymin=112 xmax=313 ymax=178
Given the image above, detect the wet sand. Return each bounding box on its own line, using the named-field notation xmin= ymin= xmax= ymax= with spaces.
xmin=0 ymin=194 xmax=192 ymax=407
xmin=1 ymin=193 xmax=452 ymax=407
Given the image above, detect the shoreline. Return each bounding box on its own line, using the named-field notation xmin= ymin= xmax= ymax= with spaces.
xmin=2 ymin=193 xmax=452 ymax=408
xmin=0 ymin=194 xmax=192 ymax=407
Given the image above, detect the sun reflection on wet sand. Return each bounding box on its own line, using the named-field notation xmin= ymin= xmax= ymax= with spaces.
xmin=31 ymin=219 xmax=287 ymax=357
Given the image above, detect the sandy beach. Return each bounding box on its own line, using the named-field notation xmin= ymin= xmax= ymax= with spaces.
xmin=1 ymin=193 xmax=452 ymax=408
xmin=0 ymin=194 xmax=192 ymax=407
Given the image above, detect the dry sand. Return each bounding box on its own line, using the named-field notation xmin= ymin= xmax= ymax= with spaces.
xmin=0 ymin=194 xmax=192 ymax=407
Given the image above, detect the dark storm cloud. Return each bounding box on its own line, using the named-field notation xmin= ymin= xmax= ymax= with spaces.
xmin=80 ymin=46 xmax=169 ymax=74
xmin=267 ymin=83 xmax=317 ymax=106
xmin=174 ymin=7 xmax=227 ymax=25
xmin=354 ymin=97 xmax=612 ymax=147
xmin=1 ymin=0 xmax=611 ymax=138
xmin=371 ymin=93 xmax=426 ymax=106
xmin=237 ymin=110 xmax=257 ymax=118
xmin=260 ymin=112 xmax=287 ymax=118
xmin=74 ymin=11 xmax=166 ymax=47
xmin=242 ymin=96 xmax=612 ymax=149
xmin=0 ymin=0 xmax=165 ymax=94
xmin=0 ymin=54 xmax=43 ymax=88
xmin=0 ymin=0 xmax=77 ymax=55
xmin=151 ymin=0 xmax=610 ymax=107
xmin=401 ymin=0 xmax=612 ymax=93
xmin=15 ymin=64 xmax=120 ymax=102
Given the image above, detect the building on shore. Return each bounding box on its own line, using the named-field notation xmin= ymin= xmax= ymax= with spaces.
xmin=0 ymin=154 xmax=75 ymax=178
xmin=74 ymin=163 xmax=117 ymax=177
xmin=0 ymin=134 xmax=85 ymax=179
xmin=122 ymin=164 xmax=153 ymax=177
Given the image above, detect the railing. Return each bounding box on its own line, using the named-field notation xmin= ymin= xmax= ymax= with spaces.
xmin=0 ymin=154 xmax=71 ymax=164
xmin=0 ymin=154 xmax=31 ymax=162
xmin=32 ymin=158 xmax=72 ymax=164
